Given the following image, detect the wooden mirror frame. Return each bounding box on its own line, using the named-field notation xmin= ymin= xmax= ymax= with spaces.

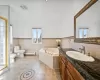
xmin=74 ymin=0 xmax=100 ymax=44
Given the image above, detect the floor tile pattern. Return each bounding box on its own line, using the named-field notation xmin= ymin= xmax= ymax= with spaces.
xmin=0 ymin=56 xmax=61 ymax=80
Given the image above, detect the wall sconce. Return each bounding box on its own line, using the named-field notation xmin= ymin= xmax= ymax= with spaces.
xmin=56 ymin=39 xmax=61 ymax=47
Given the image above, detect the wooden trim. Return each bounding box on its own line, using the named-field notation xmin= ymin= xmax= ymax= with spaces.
xmin=0 ymin=16 xmax=7 ymax=21
xmin=5 ymin=17 xmax=8 ymax=67
xmin=74 ymin=0 xmax=99 ymax=44
xmin=74 ymin=17 xmax=76 ymax=40
xmin=74 ymin=0 xmax=97 ymax=18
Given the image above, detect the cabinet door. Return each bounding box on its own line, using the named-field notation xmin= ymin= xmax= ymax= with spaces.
xmin=65 ymin=67 xmax=68 ymax=80
xmin=61 ymin=61 xmax=65 ymax=80
xmin=59 ymin=56 xmax=62 ymax=75
xmin=67 ymin=69 xmax=74 ymax=80
xmin=67 ymin=62 xmax=84 ymax=80
xmin=60 ymin=60 xmax=66 ymax=80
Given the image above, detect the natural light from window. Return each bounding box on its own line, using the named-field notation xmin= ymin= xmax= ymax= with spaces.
xmin=32 ymin=28 xmax=42 ymax=44
xmin=79 ymin=28 xmax=88 ymax=38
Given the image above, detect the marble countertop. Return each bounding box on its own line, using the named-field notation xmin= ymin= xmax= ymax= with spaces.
xmin=59 ymin=48 xmax=100 ymax=80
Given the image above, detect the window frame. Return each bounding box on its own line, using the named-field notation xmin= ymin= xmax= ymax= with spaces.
xmin=32 ymin=28 xmax=42 ymax=44
xmin=78 ymin=28 xmax=89 ymax=38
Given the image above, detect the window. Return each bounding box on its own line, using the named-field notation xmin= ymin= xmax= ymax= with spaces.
xmin=0 ymin=18 xmax=6 ymax=65
xmin=79 ymin=28 xmax=88 ymax=38
xmin=32 ymin=28 xmax=42 ymax=44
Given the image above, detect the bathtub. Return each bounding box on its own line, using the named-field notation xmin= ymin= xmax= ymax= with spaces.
xmin=39 ymin=48 xmax=59 ymax=70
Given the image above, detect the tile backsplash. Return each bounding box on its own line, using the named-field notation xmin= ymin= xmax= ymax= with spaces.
xmin=61 ymin=38 xmax=100 ymax=59
xmin=13 ymin=38 xmax=60 ymax=53
xmin=12 ymin=37 xmax=100 ymax=59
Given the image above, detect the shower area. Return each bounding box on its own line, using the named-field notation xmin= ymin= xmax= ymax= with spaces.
xmin=0 ymin=5 xmax=10 ymax=74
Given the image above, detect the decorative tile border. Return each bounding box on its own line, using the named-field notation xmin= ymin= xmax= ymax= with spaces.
xmin=20 ymin=69 xmax=35 ymax=80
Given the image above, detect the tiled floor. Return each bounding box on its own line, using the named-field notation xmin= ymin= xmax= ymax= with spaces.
xmin=0 ymin=56 xmax=61 ymax=80
xmin=0 ymin=66 xmax=4 ymax=70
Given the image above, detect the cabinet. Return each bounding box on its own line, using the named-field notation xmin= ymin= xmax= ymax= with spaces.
xmin=59 ymin=54 xmax=84 ymax=80
xmin=66 ymin=69 xmax=74 ymax=80
xmin=60 ymin=59 xmax=66 ymax=80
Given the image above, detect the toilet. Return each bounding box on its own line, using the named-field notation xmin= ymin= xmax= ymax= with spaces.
xmin=14 ymin=46 xmax=25 ymax=58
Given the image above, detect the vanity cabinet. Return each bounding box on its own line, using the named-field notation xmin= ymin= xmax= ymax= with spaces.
xmin=66 ymin=69 xmax=74 ymax=80
xmin=59 ymin=54 xmax=84 ymax=80
xmin=60 ymin=60 xmax=66 ymax=80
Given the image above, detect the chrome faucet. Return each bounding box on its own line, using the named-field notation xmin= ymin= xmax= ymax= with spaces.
xmin=79 ymin=46 xmax=85 ymax=54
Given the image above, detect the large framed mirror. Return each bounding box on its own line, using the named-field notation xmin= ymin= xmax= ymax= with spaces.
xmin=0 ymin=16 xmax=8 ymax=71
xmin=74 ymin=0 xmax=100 ymax=44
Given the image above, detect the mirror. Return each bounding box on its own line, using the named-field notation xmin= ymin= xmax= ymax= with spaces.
xmin=74 ymin=0 xmax=100 ymax=44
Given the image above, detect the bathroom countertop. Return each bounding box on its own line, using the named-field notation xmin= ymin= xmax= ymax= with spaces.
xmin=59 ymin=48 xmax=100 ymax=80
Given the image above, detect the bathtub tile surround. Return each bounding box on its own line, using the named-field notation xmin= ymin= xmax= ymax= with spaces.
xmin=61 ymin=37 xmax=100 ymax=59
xmin=13 ymin=36 xmax=100 ymax=59
xmin=12 ymin=36 xmax=100 ymax=59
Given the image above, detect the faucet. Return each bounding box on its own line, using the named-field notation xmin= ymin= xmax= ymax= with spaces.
xmin=79 ymin=46 xmax=85 ymax=54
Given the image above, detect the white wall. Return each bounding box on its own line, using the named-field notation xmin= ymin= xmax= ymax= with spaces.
xmin=0 ymin=6 xmax=9 ymax=19
xmin=60 ymin=0 xmax=90 ymax=37
xmin=0 ymin=0 xmax=73 ymax=38
xmin=0 ymin=0 xmax=91 ymax=38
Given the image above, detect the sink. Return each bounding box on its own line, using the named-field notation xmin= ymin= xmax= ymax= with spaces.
xmin=66 ymin=51 xmax=95 ymax=62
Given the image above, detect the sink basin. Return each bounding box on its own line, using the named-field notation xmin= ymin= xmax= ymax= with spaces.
xmin=66 ymin=51 xmax=95 ymax=62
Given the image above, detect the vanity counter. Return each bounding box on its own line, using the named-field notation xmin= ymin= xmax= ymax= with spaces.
xmin=59 ymin=48 xmax=100 ymax=80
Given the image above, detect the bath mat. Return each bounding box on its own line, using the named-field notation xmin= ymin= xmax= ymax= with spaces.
xmin=20 ymin=69 xmax=35 ymax=80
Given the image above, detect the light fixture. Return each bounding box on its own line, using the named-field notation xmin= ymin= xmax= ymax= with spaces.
xmin=45 ymin=0 xmax=48 ymax=1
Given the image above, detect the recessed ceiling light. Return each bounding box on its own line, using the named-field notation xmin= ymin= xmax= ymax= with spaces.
xmin=45 ymin=0 xmax=48 ymax=1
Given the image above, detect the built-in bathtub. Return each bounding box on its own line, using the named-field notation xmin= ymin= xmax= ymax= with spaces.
xmin=39 ymin=48 xmax=59 ymax=71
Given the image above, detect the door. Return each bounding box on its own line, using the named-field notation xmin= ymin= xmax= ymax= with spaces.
xmin=0 ymin=16 xmax=8 ymax=71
